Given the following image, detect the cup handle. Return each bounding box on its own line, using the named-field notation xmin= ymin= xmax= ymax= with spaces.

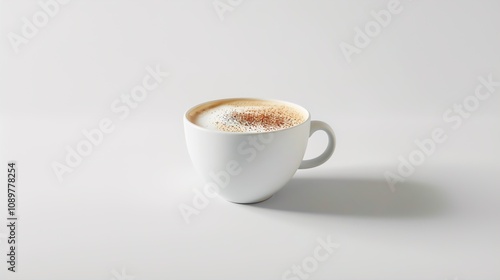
xmin=299 ymin=120 xmax=336 ymax=169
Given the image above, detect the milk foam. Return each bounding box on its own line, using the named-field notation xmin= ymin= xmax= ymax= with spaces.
xmin=192 ymin=100 xmax=306 ymax=133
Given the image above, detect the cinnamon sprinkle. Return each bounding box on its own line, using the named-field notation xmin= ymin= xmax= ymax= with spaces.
xmin=224 ymin=106 xmax=302 ymax=132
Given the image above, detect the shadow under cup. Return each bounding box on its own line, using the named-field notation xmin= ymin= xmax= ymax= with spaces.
xmin=184 ymin=98 xmax=334 ymax=204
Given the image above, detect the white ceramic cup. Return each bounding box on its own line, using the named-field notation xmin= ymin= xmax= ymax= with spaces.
xmin=184 ymin=98 xmax=336 ymax=204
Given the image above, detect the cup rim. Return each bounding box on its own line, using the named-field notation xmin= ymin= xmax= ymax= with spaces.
xmin=184 ymin=98 xmax=311 ymax=135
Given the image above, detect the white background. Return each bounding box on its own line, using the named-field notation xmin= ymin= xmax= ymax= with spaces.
xmin=1 ymin=0 xmax=500 ymax=279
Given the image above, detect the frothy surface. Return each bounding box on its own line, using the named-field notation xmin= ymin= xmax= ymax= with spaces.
xmin=190 ymin=100 xmax=307 ymax=132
